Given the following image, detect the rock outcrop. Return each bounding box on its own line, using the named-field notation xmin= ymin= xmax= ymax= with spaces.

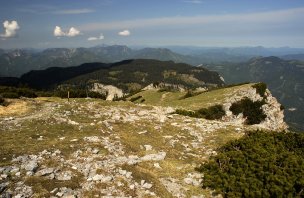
xmin=90 ymin=83 xmax=124 ymax=100
xmin=222 ymin=85 xmax=288 ymax=131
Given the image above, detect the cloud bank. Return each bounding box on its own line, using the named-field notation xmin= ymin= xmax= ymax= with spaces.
xmin=118 ymin=30 xmax=130 ymax=36
xmin=79 ymin=7 xmax=304 ymax=31
xmin=54 ymin=9 xmax=95 ymax=15
xmin=54 ymin=26 xmax=81 ymax=37
xmin=0 ymin=20 xmax=20 ymax=39
xmin=183 ymin=0 xmax=202 ymax=4
xmin=88 ymin=34 xmax=104 ymax=41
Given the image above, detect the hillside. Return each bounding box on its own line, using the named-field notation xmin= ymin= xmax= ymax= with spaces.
xmin=205 ymin=56 xmax=304 ymax=131
xmin=0 ymin=83 xmax=288 ymax=197
xmin=0 ymin=59 xmax=225 ymax=91
xmin=64 ymin=59 xmax=225 ymax=92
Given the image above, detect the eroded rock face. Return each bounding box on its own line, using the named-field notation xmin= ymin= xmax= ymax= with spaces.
xmin=90 ymin=83 xmax=124 ymax=100
xmin=223 ymin=86 xmax=288 ymax=131
xmin=259 ymin=90 xmax=288 ymax=131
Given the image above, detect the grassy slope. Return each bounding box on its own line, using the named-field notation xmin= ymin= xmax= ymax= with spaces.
xmin=130 ymin=83 xmax=254 ymax=110
xmin=0 ymin=85 xmax=251 ymax=197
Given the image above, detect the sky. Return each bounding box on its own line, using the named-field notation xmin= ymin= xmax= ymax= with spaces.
xmin=0 ymin=0 xmax=304 ymax=49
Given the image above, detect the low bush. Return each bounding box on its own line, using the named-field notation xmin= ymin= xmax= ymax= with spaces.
xmin=197 ymin=105 xmax=226 ymax=120
xmin=130 ymin=95 xmax=143 ymax=102
xmin=0 ymin=86 xmax=37 ymax=98
xmin=175 ymin=104 xmax=225 ymax=120
xmin=197 ymin=131 xmax=304 ymax=198
xmin=180 ymin=90 xmax=204 ymax=99
xmin=54 ymin=89 xmax=106 ymax=99
xmin=230 ymin=97 xmax=266 ymax=125
xmin=1 ymin=92 xmax=19 ymax=98
xmin=0 ymin=96 xmax=5 ymax=106
xmin=174 ymin=109 xmax=198 ymax=117
xmin=252 ymin=82 xmax=267 ymax=97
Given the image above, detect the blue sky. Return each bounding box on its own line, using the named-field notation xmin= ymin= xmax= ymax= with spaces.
xmin=0 ymin=0 xmax=304 ymax=48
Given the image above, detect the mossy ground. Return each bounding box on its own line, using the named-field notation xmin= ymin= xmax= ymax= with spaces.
xmin=0 ymin=85 xmax=248 ymax=197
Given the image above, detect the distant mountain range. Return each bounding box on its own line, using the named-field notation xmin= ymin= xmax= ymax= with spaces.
xmin=2 ymin=45 xmax=304 ymax=77
xmin=0 ymin=46 xmax=193 ymax=77
xmin=205 ymin=56 xmax=304 ymax=131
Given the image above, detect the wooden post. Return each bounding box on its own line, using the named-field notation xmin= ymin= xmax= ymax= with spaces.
xmin=68 ymin=91 xmax=70 ymax=102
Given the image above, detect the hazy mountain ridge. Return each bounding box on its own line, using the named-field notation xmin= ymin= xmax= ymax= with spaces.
xmin=0 ymin=46 xmax=194 ymax=77
xmin=2 ymin=45 xmax=304 ymax=77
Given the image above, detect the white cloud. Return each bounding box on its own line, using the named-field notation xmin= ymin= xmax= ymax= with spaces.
xmin=67 ymin=27 xmax=81 ymax=37
xmin=54 ymin=26 xmax=81 ymax=37
xmin=88 ymin=34 xmax=104 ymax=41
xmin=0 ymin=20 xmax=20 ymax=39
xmin=183 ymin=0 xmax=202 ymax=4
xmin=54 ymin=9 xmax=95 ymax=15
xmin=54 ymin=26 xmax=65 ymax=37
xmin=118 ymin=30 xmax=130 ymax=36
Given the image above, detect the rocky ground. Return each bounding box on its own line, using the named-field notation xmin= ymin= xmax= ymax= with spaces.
xmin=0 ymin=84 xmax=287 ymax=197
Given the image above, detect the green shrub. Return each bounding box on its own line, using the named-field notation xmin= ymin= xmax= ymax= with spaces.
xmin=252 ymin=82 xmax=267 ymax=97
xmin=197 ymin=131 xmax=304 ymax=198
xmin=0 ymin=96 xmax=5 ymax=105
xmin=180 ymin=90 xmax=204 ymax=99
xmin=1 ymin=92 xmax=19 ymax=98
xmin=130 ymin=95 xmax=142 ymax=102
xmin=0 ymin=86 xmax=38 ymax=98
xmin=197 ymin=105 xmax=226 ymax=120
xmin=174 ymin=109 xmax=199 ymax=117
xmin=16 ymin=88 xmax=37 ymax=98
xmin=230 ymin=98 xmax=266 ymax=125
xmin=175 ymin=104 xmax=225 ymax=120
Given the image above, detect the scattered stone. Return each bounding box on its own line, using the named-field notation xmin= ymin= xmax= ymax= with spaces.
xmin=83 ymin=136 xmax=100 ymax=143
xmin=184 ymin=178 xmax=193 ymax=185
xmin=129 ymin=184 xmax=135 ymax=190
xmin=36 ymin=168 xmax=54 ymax=176
xmin=91 ymin=174 xmax=113 ymax=182
xmin=0 ymin=182 xmax=9 ymax=193
xmin=56 ymin=192 xmax=64 ymax=197
xmin=153 ymin=163 xmax=162 ymax=169
xmin=4 ymin=117 xmax=14 ymax=121
xmin=118 ymin=169 xmax=127 ymax=176
xmin=68 ymin=120 xmax=79 ymax=125
xmin=50 ymin=188 xmax=58 ymax=194
xmin=37 ymin=136 xmax=44 ymax=141
xmin=56 ymin=171 xmax=72 ymax=181
xmin=70 ymin=139 xmax=78 ymax=142
xmin=92 ymin=148 xmax=99 ymax=154
xmin=1 ymin=192 xmax=12 ymax=198
xmin=23 ymin=160 xmax=38 ymax=172
xmin=160 ymin=178 xmax=186 ymax=198
xmin=138 ymin=130 xmax=147 ymax=134
xmin=142 ymin=182 xmax=153 ymax=189
xmin=144 ymin=145 xmax=153 ymax=151
xmin=141 ymin=152 xmax=166 ymax=161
